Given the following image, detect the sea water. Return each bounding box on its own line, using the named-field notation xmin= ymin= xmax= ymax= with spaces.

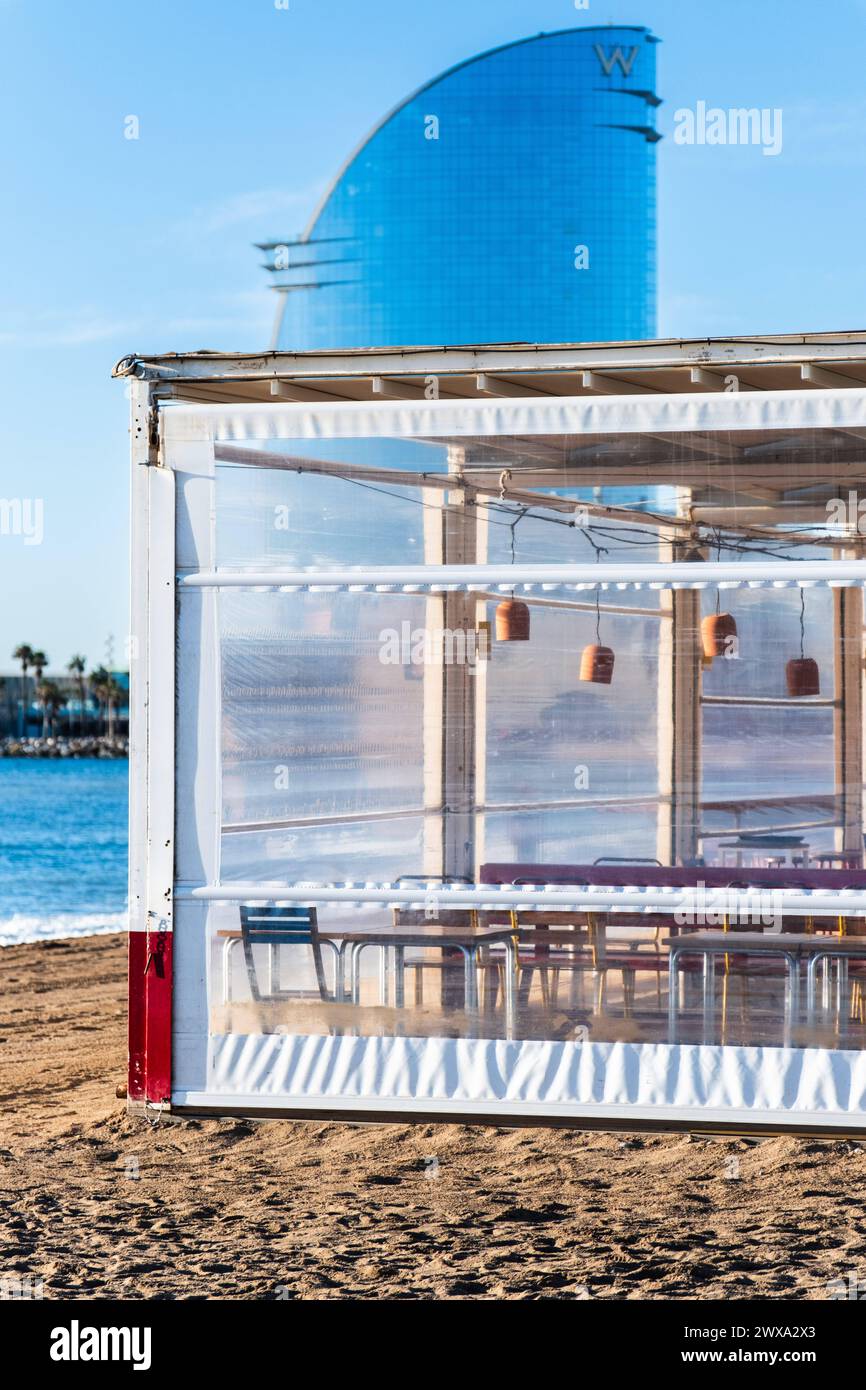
xmin=0 ymin=759 xmax=127 ymax=945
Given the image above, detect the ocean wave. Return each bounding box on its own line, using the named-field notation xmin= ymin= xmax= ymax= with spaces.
xmin=0 ymin=911 xmax=127 ymax=946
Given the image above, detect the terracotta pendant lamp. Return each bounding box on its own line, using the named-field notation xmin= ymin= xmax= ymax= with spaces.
xmin=495 ymin=597 xmax=530 ymax=641
xmin=786 ymin=590 xmax=820 ymax=697
xmin=700 ymin=539 xmax=738 ymax=662
xmin=580 ymin=590 xmax=615 ymax=685
xmin=701 ymin=556 xmax=738 ymax=659
xmin=701 ymin=609 xmax=738 ymax=660
xmin=495 ymin=502 xmax=530 ymax=641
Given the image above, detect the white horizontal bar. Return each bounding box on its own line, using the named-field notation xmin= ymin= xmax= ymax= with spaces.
xmin=171 ymin=1090 xmax=866 ymax=1131
xmin=184 ymin=882 xmax=866 ymax=916
xmin=179 ymin=560 xmax=866 ymax=592
xmin=701 ymin=695 xmax=838 ymax=708
xmin=223 ymin=805 xmax=431 ymax=834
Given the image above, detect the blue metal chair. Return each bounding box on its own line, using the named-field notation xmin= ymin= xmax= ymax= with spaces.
xmin=239 ymin=905 xmax=336 ymax=1004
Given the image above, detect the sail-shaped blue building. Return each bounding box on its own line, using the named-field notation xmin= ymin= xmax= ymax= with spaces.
xmin=266 ymin=25 xmax=661 ymax=349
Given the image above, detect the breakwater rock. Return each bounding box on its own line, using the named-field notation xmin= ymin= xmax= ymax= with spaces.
xmin=0 ymin=736 xmax=128 ymax=759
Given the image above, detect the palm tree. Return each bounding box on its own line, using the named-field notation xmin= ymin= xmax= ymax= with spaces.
xmin=105 ymin=677 xmax=124 ymax=739
xmin=88 ymin=666 xmax=110 ymax=736
xmin=67 ymin=655 xmax=86 ymax=735
xmin=12 ymin=644 xmax=34 ymax=736
xmin=37 ymin=680 xmax=66 ymax=738
xmin=29 ymin=652 xmax=48 ymax=738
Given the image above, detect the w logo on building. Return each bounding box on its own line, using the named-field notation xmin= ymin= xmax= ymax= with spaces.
xmin=594 ymin=44 xmax=639 ymax=78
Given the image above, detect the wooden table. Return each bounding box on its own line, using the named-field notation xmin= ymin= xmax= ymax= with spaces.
xmin=718 ymin=835 xmax=810 ymax=868
xmin=813 ymin=852 xmax=863 ymax=869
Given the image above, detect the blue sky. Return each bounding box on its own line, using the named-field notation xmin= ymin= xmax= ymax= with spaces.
xmin=1 ymin=0 xmax=865 ymax=672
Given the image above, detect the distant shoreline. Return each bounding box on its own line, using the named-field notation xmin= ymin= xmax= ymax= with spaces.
xmin=0 ymin=736 xmax=128 ymax=759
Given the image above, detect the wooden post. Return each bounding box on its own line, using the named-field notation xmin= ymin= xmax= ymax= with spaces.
xmin=833 ymin=583 xmax=864 ymax=857
xmin=657 ymin=535 xmax=702 ymax=866
xmin=421 ymin=448 xmax=486 ymax=1007
xmin=421 ymin=447 xmax=485 ymax=883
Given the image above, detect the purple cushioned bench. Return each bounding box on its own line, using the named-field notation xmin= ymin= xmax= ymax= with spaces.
xmin=479 ymin=862 xmax=866 ymax=937
xmin=480 ymin=863 xmax=866 ymax=893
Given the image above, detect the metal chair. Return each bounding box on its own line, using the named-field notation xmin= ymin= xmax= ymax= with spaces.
xmin=239 ymin=905 xmax=337 ymax=1005
xmin=477 ymin=878 xmax=595 ymax=1014
xmin=391 ymin=875 xmax=475 ymax=1007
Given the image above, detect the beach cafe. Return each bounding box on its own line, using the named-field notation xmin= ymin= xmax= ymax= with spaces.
xmin=118 ymin=331 xmax=866 ymax=1131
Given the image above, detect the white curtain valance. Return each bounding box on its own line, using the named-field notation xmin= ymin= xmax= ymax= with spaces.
xmin=161 ymin=386 xmax=866 ymax=445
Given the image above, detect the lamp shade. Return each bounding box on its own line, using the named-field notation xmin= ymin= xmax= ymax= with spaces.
xmin=701 ymin=612 xmax=737 ymax=659
xmin=580 ymin=644 xmax=615 ymax=685
xmin=495 ymin=599 xmax=530 ymax=641
xmin=786 ymin=657 xmax=819 ymax=698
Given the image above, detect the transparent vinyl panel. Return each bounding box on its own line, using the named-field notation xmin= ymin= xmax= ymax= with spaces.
xmin=206 ymin=426 xmax=866 ymax=1054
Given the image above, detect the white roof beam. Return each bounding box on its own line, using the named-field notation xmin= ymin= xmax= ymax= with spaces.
xmin=801 ymin=363 xmax=866 ymax=389
xmin=582 ymin=370 xmax=659 ymax=396
xmin=690 ymin=367 xmax=763 ymax=392
xmin=270 ymin=380 xmax=350 ymax=403
xmin=476 ymin=373 xmax=555 ymax=399
xmin=371 ymin=376 xmax=430 ymax=400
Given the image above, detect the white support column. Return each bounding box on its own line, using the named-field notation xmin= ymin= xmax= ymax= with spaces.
xmin=128 ymin=377 xmax=156 ymax=937
xmin=170 ymin=432 xmax=220 ymax=1095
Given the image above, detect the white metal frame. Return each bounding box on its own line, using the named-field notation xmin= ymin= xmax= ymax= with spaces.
xmin=179 ymin=561 xmax=866 ymax=590
xmin=148 ymin=387 xmax=866 ymax=1126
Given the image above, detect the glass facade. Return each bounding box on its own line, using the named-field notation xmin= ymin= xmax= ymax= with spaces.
xmin=272 ymin=25 xmax=660 ymax=350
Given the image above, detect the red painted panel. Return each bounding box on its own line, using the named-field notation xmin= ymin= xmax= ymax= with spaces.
xmin=128 ymin=927 xmax=173 ymax=1105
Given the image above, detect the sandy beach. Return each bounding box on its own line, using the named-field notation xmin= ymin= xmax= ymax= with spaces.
xmin=1 ymin=933 xmax=865 ymax=1300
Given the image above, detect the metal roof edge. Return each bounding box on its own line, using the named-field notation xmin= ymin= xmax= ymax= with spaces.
xmin=113 ymin=331 xmax=866 ymax=381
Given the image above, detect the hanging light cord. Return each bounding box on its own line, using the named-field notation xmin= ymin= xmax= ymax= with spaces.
xmin=225 ymin=462 xmax=837 ymax=565
xmin=508 ymin=506 xmax=528 ymax=596
xmin=595 ymin=590 xmax=602 ymax=645
xmin=799 ymin=588 xmax=806 ymax=660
